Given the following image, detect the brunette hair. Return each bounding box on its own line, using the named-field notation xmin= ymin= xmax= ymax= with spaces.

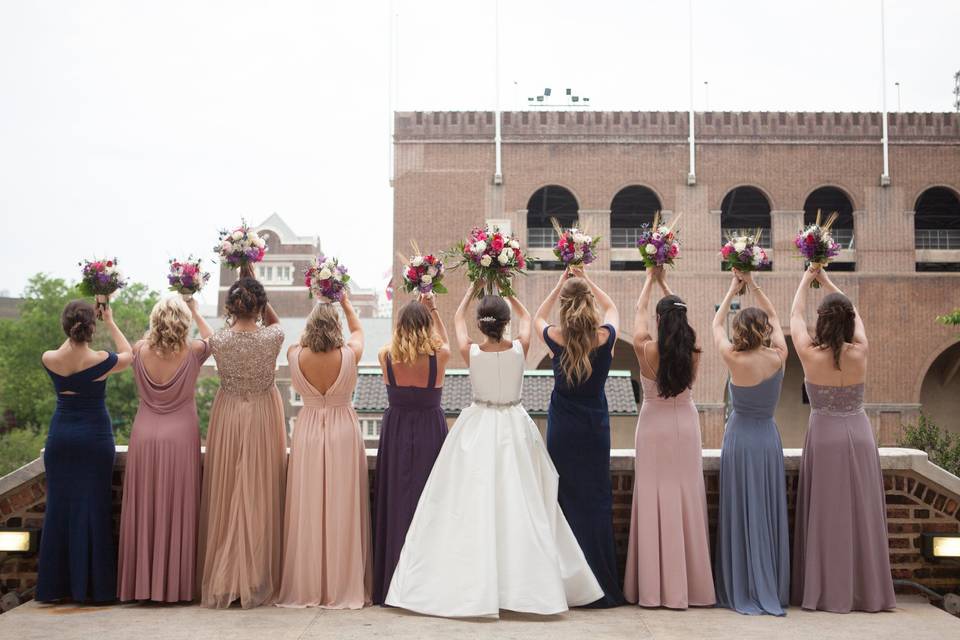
xmin=384 ymin=301 xmax=441 ymax=364
xmin=224 ymin=277 xmax=267 ymax=323
xmin=145 ymin=297 xmax=191 ymax=353
xmin=730 ymin=307 xmax=773 ymax=352
xmin=655 ymin=295 xmax=700 ymax=398
xmin=558 ymin=278 xmax=601 ymax=386
xmin=814 ymin=292 xmax=856 ymax=369
xmin=301 ymin=303 xmax=344 ymax=353
xmin=61 ymin=300 xmax=96 ymax=343
xmin=476 ymin=296 xmax=510 ymax=342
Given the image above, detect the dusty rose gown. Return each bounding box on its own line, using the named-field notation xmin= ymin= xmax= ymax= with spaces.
xmin=277 ymin=346 xmax=372 ymax=608
xmin=117 ymin=341 xmax=209 ymax=602
xmin=624 ymin=372 xmax=716 ymax=609
xmin=197 ymin=324 xmax=287 ymax=609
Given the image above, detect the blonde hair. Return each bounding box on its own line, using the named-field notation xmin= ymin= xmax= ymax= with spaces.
xmin=731 ymin=307 xmax=773 ymax=352
xmin=145 ymin=297 xmax=191 ymax=354
xmin=558 ymin=278 xmax=601 ymax=386
xmin=301 ymin=303 xmax=344 ymax=353
xmin=384 ymin=301 xmax=441 ymax=365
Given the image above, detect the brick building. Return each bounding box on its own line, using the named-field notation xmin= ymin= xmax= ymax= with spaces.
xmin=392 ymin=110 xmax=960 ymax=448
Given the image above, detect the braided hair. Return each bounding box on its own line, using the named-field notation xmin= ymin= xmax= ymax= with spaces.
xmin=814 ymin=292 xmax=856 ymax=369
xmin=558 ymin=277 xmax=601 ymax=386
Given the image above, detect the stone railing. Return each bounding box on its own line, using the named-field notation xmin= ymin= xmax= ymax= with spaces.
xmin=2 ymin=448 xmax=959 ymax=600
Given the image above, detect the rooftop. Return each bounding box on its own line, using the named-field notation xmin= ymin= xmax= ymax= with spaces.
xmin=1 ymin=595 xmax=955 ymax=640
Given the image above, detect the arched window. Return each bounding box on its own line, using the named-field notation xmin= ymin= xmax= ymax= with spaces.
xmin=915 ymin=187 xmax=960 ymax=271
xmin=720 ymin=186 xmax=771 ymax=249
xmin=526 ymin=185 xmax=578 ymax=248
xmin=804 ymin=187 xmax=854 ymax=250
xmin=610 ymin=185 xmax=662 ymax=248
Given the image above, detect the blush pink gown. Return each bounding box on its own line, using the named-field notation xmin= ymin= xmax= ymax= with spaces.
xmin=117 ymin=341 xmax=209 ymax=602
xmin=277 ymin=346 xmax=372 ymax=608
xmin=623 ymin=373 xmax=716 ymax=609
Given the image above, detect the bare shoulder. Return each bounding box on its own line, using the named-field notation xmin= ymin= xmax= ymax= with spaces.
xmin=546 ymin=325 xmax=563 ymax=344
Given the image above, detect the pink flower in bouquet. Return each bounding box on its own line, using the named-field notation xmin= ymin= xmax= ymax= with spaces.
xmin=305 ymin=255 xmax=350 ymax=302
xmin=449 ymin=225 xmax=531 ymax=297
xmin=400 ymin=248 xmax=447 ymax=295
xmin=214 ymin=219 xmax=267 ymax=268
xmin=168 ymin=256 xmax=211 ymax=295
xmin=635 ymin=213 xmax=682 ymax=268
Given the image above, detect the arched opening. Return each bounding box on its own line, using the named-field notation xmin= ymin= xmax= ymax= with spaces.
xmin=720 ymin=186 xmax=772 ymax=267
xmin=915 ymin=186 xmax=960 ymax=272
xmin=804 ymin=186 xmax=855 ymax=249
xmin=527 ymin=185 xmax=578 ymax=271
xmin=774 ymin=336 xmax=809 ymax=447
xmin=919 ymin=342 xmax=960 ymax=436
xmin=610 ymin=185 xmax=662 ymax=271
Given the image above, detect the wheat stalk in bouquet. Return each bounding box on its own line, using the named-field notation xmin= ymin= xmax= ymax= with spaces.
xmin=398 ymin=241 xmax=447 ymax=296
xmin=794 ymin=209 xmax=841 ymax=289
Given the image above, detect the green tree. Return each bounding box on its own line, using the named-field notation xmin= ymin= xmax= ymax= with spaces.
xmin=0 ymin=426 xmax=49 ymax=477
xmin=898 ymin=413 xmax=960 ymax=477
xmin=196 ymin=375 xmax=220 ymax=440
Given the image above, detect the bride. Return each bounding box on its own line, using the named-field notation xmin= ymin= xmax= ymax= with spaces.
xmin=385 ymin=284 xmax=603 ymax=618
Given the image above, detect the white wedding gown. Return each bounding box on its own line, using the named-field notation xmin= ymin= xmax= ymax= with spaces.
xmin=385 ymin=340 xmax=603 ymax=618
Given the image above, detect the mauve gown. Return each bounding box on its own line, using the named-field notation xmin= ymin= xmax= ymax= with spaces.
xmin=38 ymin=353 xmax=118 ymax=603
xmin=197 ymin=324 xmax=287 ymax=609
xmin=372 ymin=353 xmax=447 ymax=605
xmin=714 ymin=369 xmax=790 ymax=616
xmin=624 ymin=372 xmax=716 ymax=609
xmin=277 ymin=346 xmax=372 ymax=608
xmin=543 ymin=324 xmax=626 ymax=607
xmin=118 ymin=342 xmax=209 ymax=602
xmin=792 ymin=381 xmax=896 ymax=613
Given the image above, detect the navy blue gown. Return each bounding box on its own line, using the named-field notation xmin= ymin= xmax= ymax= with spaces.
xmin=543 ymin=324 xmax=626 ymax=608
xmin=38 ymin=352 xmax=118 ymax=602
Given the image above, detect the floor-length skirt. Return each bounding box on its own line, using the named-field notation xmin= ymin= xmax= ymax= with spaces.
xmin=277 ymin=407 xmax=371 ymax=608
xmin=197 ymin=387 xmax=287 ymax=609
xmin=117 ymin=403 xmax=201 ymax=602
xmin=385 ymin=404 xmax=603 ymax=618
xmin=714 ymin=413 xmax=790 ymax=615
xmin=37 ymin=398 xmax=117 ymax=602
xmin=624 ymin=398 xmax=716 ymax=609
xmin=792 ymin=410 xmax=896 ymax=612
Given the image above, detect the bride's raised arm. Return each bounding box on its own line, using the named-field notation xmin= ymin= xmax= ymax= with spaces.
xmin=453 ymin=283 xmax=477 ymax=365
xmin=506 ymin=295 xmax=532 ymax=358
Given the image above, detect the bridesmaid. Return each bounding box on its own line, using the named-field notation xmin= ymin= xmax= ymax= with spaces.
xmin=197 ymin=265 xmax=287 ymax=609
xmin=38 ymin=300 xmax=133 ymax=602
xmin=534 ymin=268 xmax=626 ymax=608
xmin=712 ymin=270 xmax=790 ymax=616
xmin=624 ymin=267 xmax=715 ymax=609
xmin=278 ymin=292 xmax=372 ymax=608
xmin=790 ymin=265 xmax=895 ymax=613
xmin=372 ymin=294 xmax=449 ymax=605
xmin=118 ymin=296 xmax=212 ymax=603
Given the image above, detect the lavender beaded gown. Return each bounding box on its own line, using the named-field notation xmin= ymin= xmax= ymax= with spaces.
xmin=714 ymin=370 xmax=790 ymax=616
xmin=792 ymin=381 xmax=896 ymax=613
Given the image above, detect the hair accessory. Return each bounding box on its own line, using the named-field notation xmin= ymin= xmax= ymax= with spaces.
xmin=673 ymin=301 xmax=687 ymax=308
xmin=478 ymin=316 xmax=497 ymax=323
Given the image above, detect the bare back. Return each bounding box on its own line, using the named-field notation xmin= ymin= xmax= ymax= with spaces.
xmin=724 ymin=347 xmax=784 ymax=387
xmin=136 ymin=340 xmax=203 ymax=386
xmin=634 ymin=340 xmax=701 ymax=381
xmin=797 ymin=342 xmax=867 ymax=387
xmin=297 ymin=346 xmax=350 ymax=394
xmin=42 ymin=345 xmax=112 ymax=385
xmin=379 ymin=351 xmax=445 ymax=388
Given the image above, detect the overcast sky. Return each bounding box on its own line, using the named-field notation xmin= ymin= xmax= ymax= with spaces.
xmin=0 ymin=1 xmax=957 ymax=304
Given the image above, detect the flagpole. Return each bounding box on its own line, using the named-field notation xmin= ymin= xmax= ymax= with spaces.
xmin=494 ymin=0 xmax=503 ymax=185
xmin=388 ymin=0 xmax=396 ymax=187
xmin=687 ymin=0 xmax=696 ymax=186
xmin=880 ymin=0 xmax=890 ymax=186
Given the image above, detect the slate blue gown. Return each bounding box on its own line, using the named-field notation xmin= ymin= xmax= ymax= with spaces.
xmin=37 ymin=352 xmax=118 ymax=602
xmin=543 ymin=324 xmax=626 ymax=608
xmin=714 ymin=369 xmax=790 ymax=616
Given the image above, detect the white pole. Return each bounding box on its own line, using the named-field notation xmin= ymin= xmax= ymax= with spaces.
xmin=880 ymin=0 xmax=890 ymax=186
xmin=388 ymin=0 xmax=395 ymax=186
xmin=494 ymin=0 xmax=503 ymax=184
xmin=687 ymin=0 xmax=696 ymax=185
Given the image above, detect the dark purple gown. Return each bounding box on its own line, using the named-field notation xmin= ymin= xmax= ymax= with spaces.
xmin=372 ymin=353 xmax=447 ymax=605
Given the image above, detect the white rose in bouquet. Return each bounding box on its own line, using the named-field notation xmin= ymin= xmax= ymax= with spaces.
xmin=480 ymin=254 xmax=492 ymax=267
xmin=509 ymin=240 xmax=519 ymax=249
xmin=734 ymin=240 xmax=746 ymax=253
xmin=421 ymin=274 xmax=433 ymax=284
xmin=498 ymin=249 xmax=511 ymax=265
xmin=473 ymin=241 xmax=487 ymax=254
xmin=412 ymin=256 xmax=424 ymax=267
xmin=645 ymin=243 xmax=657 ymax=255
xmin=231 ymin=230 xmax=243 ymax=241
xmin=318 ymin=267 xmax=332 ymax=280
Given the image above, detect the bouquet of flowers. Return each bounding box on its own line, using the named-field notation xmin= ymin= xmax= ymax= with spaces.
xmin=636 ymin=212 xmax=682 ymax=268
xmin=214 ymin=219 xmax=267 ymax=268
xmin=449 ymin=224 xmax=529 ymax=297
xmin=721 ymin=230 xmax=770 ymax=294
xmin=794 ymin=210 xmax=841 ymax=288
xmin=304 ymin=255 xmax=350 ymax=302
xmin=78 ymin=258 xmax=127 ymax=318
xmin=551 ymin=218 xmax=599 ymax=266
xmin=400 ymin=242 xmax=447 ymax=295
xmin=167 ymin=256 xmax=211 ymax=299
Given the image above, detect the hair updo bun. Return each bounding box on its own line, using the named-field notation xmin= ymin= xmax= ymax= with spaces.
xmin=476 ymin=295 xmax=511 ymax=342
xmin=225 ymin=277 xmax=268 ymax=323
xmin=61 ymin=300 xmax=96 ymax=343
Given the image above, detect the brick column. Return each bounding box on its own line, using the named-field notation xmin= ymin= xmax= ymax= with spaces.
xmin=772 ymin=209 xmax=804 ymax=272
xmin=578 ymin=209 xmax=611 ymax=270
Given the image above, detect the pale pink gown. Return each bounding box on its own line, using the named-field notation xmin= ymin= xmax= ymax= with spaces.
xmin=277 ymin=346 xmax=372 ymax=608
xmin=624 ymin=373 xmax=716 ymax=609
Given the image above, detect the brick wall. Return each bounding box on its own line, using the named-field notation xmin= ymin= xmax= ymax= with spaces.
xmin=2 ymin=450 xmax=958 ymax=604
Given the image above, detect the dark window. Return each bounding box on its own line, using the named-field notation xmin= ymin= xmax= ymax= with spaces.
xmin=804 ymin=186 xmax=855 ymax=251
xmin=720 ymin=186 xmax=772 ymax=247
xmin=914 ymin=187 xmax=960 ymax=265
xmin=610 ymin=185 xmax=662 ymax=249
xmin=526 ymin=186 xmax=579 ymax=248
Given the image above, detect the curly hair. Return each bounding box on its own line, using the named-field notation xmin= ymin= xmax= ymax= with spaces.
xmin=301 ymin=303 xmax=344 ymax=353
xmin=476 ymin=296 xmax=510 ymax=342
xmin=61 ymin=300 xmax=96 ymax=343
xmin=225 ymin=277 xmax=268 ymax=324
xmin=384 ymin=301 xmax=441 ymax=365
xmin=558 ymin=278 xmax=601 ymax=386
xmin=145 ymin=297 xmax=192 ymax=354
xmin=731 ymin=307 xmax=773 ymax=352
xmin=814 ymin=292 xmax=856 ymax=369
xmin=655 ymin=295 xmax=700 ymax=398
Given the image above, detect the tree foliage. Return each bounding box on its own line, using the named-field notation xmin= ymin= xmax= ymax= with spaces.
xmin=899 ymin=413 xmax=960 ymax=477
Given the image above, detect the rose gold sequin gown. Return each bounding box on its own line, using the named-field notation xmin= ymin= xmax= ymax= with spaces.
xmin=197 ymin=325 xmax=287 ymax=609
